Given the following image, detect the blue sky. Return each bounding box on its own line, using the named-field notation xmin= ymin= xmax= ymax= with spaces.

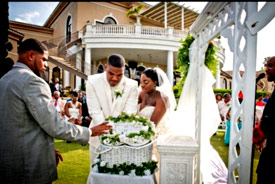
xmin=8 ymin=2 xmax=207 ymax=26
xmin=9 ymin=2 xmax=59 ymax=26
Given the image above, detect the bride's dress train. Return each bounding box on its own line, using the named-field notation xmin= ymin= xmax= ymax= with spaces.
xmin=167 ymin=39 xmax=228 ymax=183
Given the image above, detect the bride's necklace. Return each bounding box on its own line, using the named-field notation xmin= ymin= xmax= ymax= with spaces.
xmin=145 ymin=90 xmax=157 ymax=105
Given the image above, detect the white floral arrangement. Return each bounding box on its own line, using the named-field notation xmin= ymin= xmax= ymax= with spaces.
xmin=100 ymin=112 xmax=156 ymax=146
xmin=92 ymin=156 xmax=158 ymax=176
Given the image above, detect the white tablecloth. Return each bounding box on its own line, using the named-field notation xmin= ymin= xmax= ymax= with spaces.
xmin=87 ymin=171 xmax=155 ymax=184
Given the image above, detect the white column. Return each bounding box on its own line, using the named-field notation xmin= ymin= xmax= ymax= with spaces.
xmin=64 ymin=70 xmax=70 ymax=88
xmin=181 ymin=6 xmax=184 ymax=30
xmin=48 ymin=68 xmax=53 ymax=83
xmin=85 ymin=47 xmax=91 ymax=75
xmin=75 ymin=52 xmax=82 ymax=90
xmin=167 ymin=50 xmax=173 ymax=85
xmin=164 ymin=2 xmax=167 ymax=28
xmin=215 ymin=62 xmax=221 ymax=88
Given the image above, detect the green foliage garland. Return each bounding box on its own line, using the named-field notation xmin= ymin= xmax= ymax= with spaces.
xmin=101 ymin=112 xmax=155 ymax=145
xmin=173 ymin=33 xmax=219 ymax=99
xmin=92 ymin=157 xmax=158 ymax=176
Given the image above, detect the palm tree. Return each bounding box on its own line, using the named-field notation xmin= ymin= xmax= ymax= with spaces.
xmin=126 ymin=4 xmax=144 ymax=25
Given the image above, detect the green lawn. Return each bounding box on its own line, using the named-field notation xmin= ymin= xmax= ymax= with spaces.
xmin=53 ymin=132 xmax=260 ymax=184
xmin=210 ymin=132 xmax=260 ymax=184
xmin=53 ymin=140 xmax=90 ymax=184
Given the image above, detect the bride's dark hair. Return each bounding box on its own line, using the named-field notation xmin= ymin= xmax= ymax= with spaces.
xmin=142 ymin=68 xmax=159 ymax=86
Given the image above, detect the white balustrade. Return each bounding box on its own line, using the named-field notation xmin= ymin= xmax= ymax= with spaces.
xmin=82 ymin=24 xmax=186 ymax=40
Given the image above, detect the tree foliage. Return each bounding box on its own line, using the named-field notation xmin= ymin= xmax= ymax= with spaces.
xmin=126 ymin=4 xmax=144 ymax=17
xmin=173 ymin=33 xmax=219 ymax=99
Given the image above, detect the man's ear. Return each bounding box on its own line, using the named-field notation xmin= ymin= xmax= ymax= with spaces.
xmin=104 ymin=64 xmax=108 ymax=70
xmin=26 ymin=50 xmax=34 ymax=61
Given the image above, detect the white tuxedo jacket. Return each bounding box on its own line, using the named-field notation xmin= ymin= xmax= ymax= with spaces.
xmin=86 ymin=72 xmax=138 ymax=138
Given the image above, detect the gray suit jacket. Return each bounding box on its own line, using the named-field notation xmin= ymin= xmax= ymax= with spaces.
xmin=0 ymin=62 xmax=90 ymax=184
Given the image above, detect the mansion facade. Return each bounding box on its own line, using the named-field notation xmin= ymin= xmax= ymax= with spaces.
xmin=10 ymin=2 xmax=261 ymax=92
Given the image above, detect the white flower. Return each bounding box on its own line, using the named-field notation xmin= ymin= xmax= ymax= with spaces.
xmin=103 ymin=139 xmax=110 ymax=144
xmin=144 ymin=169 xmax=151 ymax=176
xmin=100 ymin=161 xmax=106 ymax=167
xmin=114 ymin=89 xmax=123 ymax=99
xmin=92 ymin=165 xmax=99 ymax=173
xmin=128 ymin=169 xmax=136 ymax=177
xmin=93 ymin=158 xmax=100 ymax=164
xmin=119 ymin=171 xmax=124 ymax=175
xmin=119 ymin=134 xmax=126 ymax=142
xmin=107 ymin=121 xmax=115 ymax=129
xmin=142 ymin=126 xmax=149 ymax=131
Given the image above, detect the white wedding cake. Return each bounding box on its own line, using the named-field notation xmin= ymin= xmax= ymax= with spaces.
xmin=92 ymin=112 xmax=158 ymax=176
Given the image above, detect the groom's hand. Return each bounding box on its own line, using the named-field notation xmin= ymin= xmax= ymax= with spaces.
xmin=91 ymin=122 xmax=112 ymax=136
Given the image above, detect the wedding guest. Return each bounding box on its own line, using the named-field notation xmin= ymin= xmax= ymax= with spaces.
xmin=256 ymin=95 xmax=265 ymax=107
xmin=255 ymin=95 xmax=265 ymax=125
xmin=0 ymin=38 xmax=112 ymax=184
xmin=224 ymin=105 xmax=242 ymax=145
xmin=218 ymin=93 xmax=231 ymax=122
xmin=50 ymin=78 xmax=63 ymax=96
xmin=263 ymin=93 xmax=270 ymax=104
xmin=52 ymin=90 xmax=65 ymax=118
xmin=64 ymin=91 xmax=82 ymax=125
xmin=256 ymin=56 xmax=275 ymax=184
xmin=215 ymin=93 xmax=223 ymax=103
xmin=81 ymin=94 xmax=92 ymax=128
xmin=78 ymin=91 xmax=84 ymax=103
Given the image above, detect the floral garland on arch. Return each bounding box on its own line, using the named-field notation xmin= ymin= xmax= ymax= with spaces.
xmin=173 ymin=32 xmax=219 ymax=99
xmin=92 ymin=156 xmax=158 ymax=176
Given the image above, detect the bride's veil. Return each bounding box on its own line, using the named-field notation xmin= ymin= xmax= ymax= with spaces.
xmin=167 ymin=39 xmax=228 ymax=183
xmin=155 ymin=67 xmax=177 ymax=120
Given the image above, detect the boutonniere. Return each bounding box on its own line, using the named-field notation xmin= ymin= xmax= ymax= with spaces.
xmin=114 ymin=89 xmax=123 ymax=99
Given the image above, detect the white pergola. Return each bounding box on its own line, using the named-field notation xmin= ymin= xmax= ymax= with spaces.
xmin=190 ymin=2 xmax=275 ymax=183
xmin=141 ymin=2 xmax=199 ymax=30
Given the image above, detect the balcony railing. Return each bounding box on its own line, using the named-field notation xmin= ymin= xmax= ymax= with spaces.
xmin=43 ymin=24 xmax=187 ymax=78
xmin=83 ymin=24 xmax=186 ymax=39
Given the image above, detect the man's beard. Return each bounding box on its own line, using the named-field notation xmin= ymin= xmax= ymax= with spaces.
xmin=34 ymin=69 xmax=41 ymax=77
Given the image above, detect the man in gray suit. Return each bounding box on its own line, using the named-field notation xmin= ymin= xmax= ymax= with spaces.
xmin=0 ymin=38 xmax=112 ymax=184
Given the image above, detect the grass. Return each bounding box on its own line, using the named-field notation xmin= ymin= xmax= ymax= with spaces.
xmin=210 ymin=131 xmax=260 ymax=184
xmin=53 ymin=132 xmax=260 ymax=184
xmin=53 ymin=140 xmax=90 ymax=184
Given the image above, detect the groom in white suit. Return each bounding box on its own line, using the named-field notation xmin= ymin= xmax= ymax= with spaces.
xmin=86 ymin=53 xmax=138 ymax=165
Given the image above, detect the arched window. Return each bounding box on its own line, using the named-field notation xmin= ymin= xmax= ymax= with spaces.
xmin=124 ymin=65 xmax=131 ymax=78
xmin=66 ymin=15 xmax=72 ymax=43
xmin=222 ymin=78 xmax=227 ymax=89
xmin=97 ymin=64 xmax=104 ymax=73
xmin=52 ymin=67 xmax=60 ymax=83
xmin=96 ymin=16 xmax=117 ymax=25
xmin=104 ymin=17 xmax=117 ymax=25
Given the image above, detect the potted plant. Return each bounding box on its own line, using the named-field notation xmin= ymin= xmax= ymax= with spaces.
xmin=126 ymin=4 xmax=144 ymax=25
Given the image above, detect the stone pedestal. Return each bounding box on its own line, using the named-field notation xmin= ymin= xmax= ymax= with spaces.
xmin=157 ymin=136 xmax=199 ymax=184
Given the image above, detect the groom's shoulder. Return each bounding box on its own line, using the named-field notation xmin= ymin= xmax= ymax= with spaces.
xmin=88 ymin=73 xmax=103 ymax=84
xmin=124 ymin=77 xmax=138 ymax=87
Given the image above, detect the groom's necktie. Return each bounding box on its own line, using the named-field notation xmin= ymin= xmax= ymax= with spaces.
xmin=54 ymin=99 xmax=58 ymax=107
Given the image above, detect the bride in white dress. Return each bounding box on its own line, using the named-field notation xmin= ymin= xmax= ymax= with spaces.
xmin=137 ymin=67 xmax=176 ymax=183
xmin=138 ymin=68 xmax=176 ymax=135
xmin=138 ymin=38 xmax=228 ymax=184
